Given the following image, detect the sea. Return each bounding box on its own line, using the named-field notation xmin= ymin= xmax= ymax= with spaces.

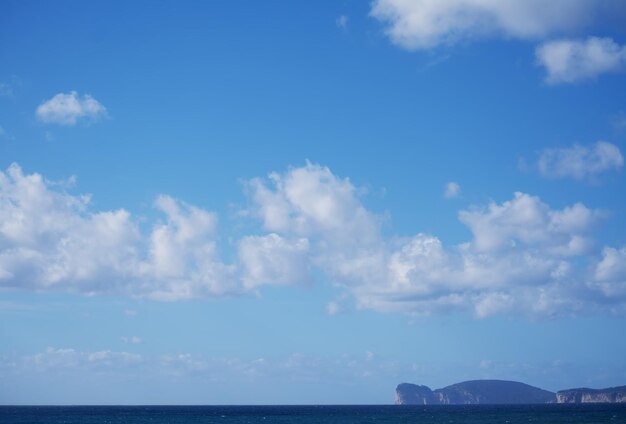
xmin=1 ymin=405 xmax=626 ymax=424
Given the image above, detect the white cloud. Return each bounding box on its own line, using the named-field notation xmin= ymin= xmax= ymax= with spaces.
xmin=245 ymin=163 xmax=620 ymax=318
xmin=26 ymin=347 xmax=142 ymax=371
xmin=0 ymin=163 xmax=237 ymax=300
xmin=0 ymin=125 xmax=14 ymax=142
xmin=326 ymin=301 xmax=341 ymax=316
xmin=612 ymin=111 xmax=626 ymax=133
xmin=36 ymin=91 xmax=107 ymax=126
xmin=2 ymin=161 xmax=625 ymax=319
xmin=536 ymin=37 xmax=626 ymax=84
xmin=537 ymin=141 xmax=624 ymax=180
xmin=336 ymin=15 xmax=348 ymax=30
xmin=7 ymin=348 xmax=411 ymax=389
xmin=121 ymin=336 xmax=144 ymax=345
xmin=238 ymin=234 xmax=310 ymax=289
xmin=444 ymin=182 xmax=461 ymax=199
xmin=0 ymin=77 xmax=21 ymax=97
xmin=245 ymin=163 xmax=387 ymax=293
xmin=246 ymin=162 xmax=381 ymax=245
xmin=144 ymin=195 xmax=239 ymax=300
xmin=369 ymin=0 xmax=605 ymax=50
xmin=593 ymin=247 xmax=626 ymax=297
xmin=458 ymin=192 xmax=600 ymax=254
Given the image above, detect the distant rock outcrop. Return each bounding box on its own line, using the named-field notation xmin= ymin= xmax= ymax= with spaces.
xmin=396 ymin=380 xmax=555 ymax=405
xmin=556 ymin=386 xmax=626 ymax=403
xmin=396 ymin=381 xmax=626 ymax=405
xmin=395 ymin=383 xmax=438 ymax=405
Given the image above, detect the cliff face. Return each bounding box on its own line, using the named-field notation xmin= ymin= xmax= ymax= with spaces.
xmin=395 ymin=380 xmax=556 ymax=405
xmin=556 ymin=386 xmax=626 ymax=403
xmin=395 ymin=383 xmax=436 ymax=405
xmin=396 ymin=381 xmax=626 ymax=405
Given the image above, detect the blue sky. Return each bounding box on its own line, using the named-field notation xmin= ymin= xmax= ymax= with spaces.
xmin=1 ymin=0 xmax=626 ymax=404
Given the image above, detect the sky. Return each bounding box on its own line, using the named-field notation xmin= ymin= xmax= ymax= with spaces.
xmin=1 ymin=0 xmax=626 ymax=405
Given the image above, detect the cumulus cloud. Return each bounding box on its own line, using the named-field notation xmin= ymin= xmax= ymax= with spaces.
xmin=593 ymin=247 xmax=626 ymax=297
xmin=459 ymin=192 xmax=600 ymax=254
xmin=36 ymin=91 xmax=107 ymax=126
xmin=536 ymin=37 xmax=626 ymax=84
xmin=2 ymin=162 xmax=625 ymax=318
xmin=444 ymin=182 xmax=461 ymax=199
xmin=0 ymin=163 xmax=236 ymax=300
xmin=246 ymin=163 xmax=386 ymax=291
xmin=537 ymin=141 xmax=624 ymax=180
xmin=239 ymin=234 xmax=310 ymax=289
xmin=144 ymin=195 xmax=239 ymax=300
xmin=246 ymin=162 xmax=381 ymax=245
xmin=245 ymin=163 xmax=621 ymax=318
xmin=369 ymin=0 xmax=606 ymax=50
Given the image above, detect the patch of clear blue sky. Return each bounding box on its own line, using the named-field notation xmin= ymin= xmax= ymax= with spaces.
xmin=1 ymin=0 xmax=626 ymax=403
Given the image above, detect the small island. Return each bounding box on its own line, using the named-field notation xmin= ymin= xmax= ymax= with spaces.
xmin=395 ymin=380 xmax=626 ymax=404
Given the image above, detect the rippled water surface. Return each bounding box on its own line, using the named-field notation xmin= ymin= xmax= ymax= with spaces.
xmin=2 ymin=404 xmax=626 ymax=424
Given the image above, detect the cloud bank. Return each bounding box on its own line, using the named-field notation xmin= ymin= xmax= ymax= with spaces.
xmin=1 ymin=162 xmax=625 ymax=318
xmin=36 ymin=91 xmax=107 ymax=126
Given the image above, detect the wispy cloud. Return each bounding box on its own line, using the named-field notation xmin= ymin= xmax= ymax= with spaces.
xmin=4 ymin=348 xmax=411 ymax=385
xmin=611 ymin=111 xmax=626 ymax=133
xmin=0 ymin=76 xmax=21 ymax=97
xmin=536 ymin=37 xmax=626 ymax=84
xmin=537 ymin=141 xmax=623 ymax=180
xmin=0 ymin=84 xmax=12 ymax=97
xmin=336 ymin=15 xmax=348 ymax=31
xmin=444 ymin=182 xmax=461 ymax=199
xmin=121 ymin=336 xmax=144 ymax=345
xmin=36 ymin=91 xmax=108 ymax=126
xmin=24 ymin=347 xmax=142 ymax=371
xmin=4 ymin=348 xmax=624 ymax=403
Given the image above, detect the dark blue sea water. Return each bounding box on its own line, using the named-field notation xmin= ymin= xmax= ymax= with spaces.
xmin=1 ymin=405 xmax=625 ymax=424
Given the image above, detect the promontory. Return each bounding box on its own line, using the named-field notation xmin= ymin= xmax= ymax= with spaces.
xmin=395 ymin=380 xmax=626 ymax=405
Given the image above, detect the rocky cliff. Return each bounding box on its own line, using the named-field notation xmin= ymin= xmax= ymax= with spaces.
xmin=396 ymin=380 xmax=556 ymax=405
xmin=396 ymin=381 xmax=626 ymax=405
xmin=395 ymin=383 xmax=438 ymax=405
xmin=556 ymin=386 xmax=626 ymax=403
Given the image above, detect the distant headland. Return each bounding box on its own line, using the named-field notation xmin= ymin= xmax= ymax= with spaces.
xmin=395 ymin=380 xmax=626 ymax=405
